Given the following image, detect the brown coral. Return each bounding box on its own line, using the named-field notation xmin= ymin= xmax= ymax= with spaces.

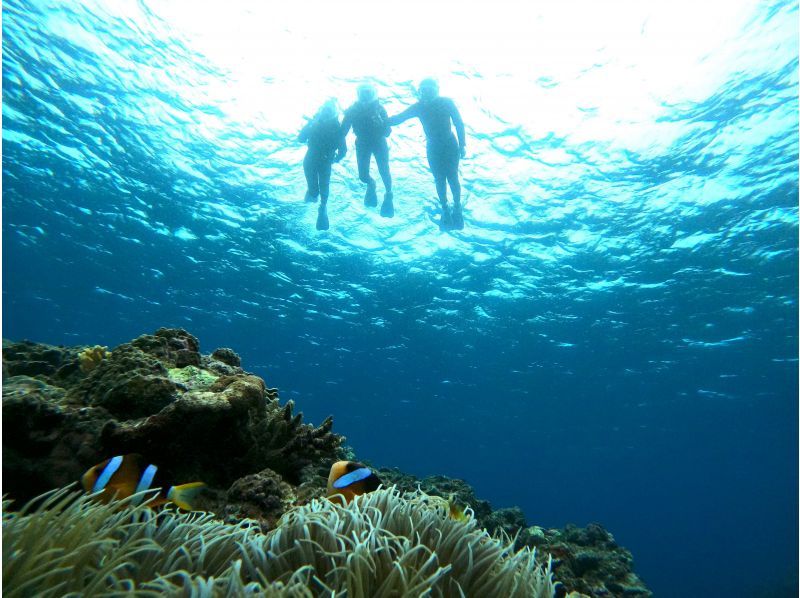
xmin=2 ymin=329 xmax=343 ymax=508
xmin=222 ymin=468 xmax=297 ymax=528
xmin=129 ymin=327 xmax=202 ymax=368
xmin=68 ymin=343 xmax=179 ymax=418
xmin=521 ymin=523 xmax=653 ymax=598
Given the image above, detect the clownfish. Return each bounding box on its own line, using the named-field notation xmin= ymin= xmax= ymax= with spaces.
xmin=447 ymin=493 xmax=470 ymax=522
xmin=81 ymin=454 xmax=205 ymax=510
xmin=326 ymin=460 xmax=382 ymax=504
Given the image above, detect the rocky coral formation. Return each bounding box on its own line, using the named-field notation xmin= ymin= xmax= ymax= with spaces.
xmin=375 ymin=467 xmax=651 ymax=597
xmin=522 ymin=523 xmax=652 ymax=598
xmin=2 ymin=328 xmax=651 ymax=597
xmin=2 ymin=328 xmax=342 ymax=518
xmin=377 ymin=468 xmax=494 ymax=522
xmin=221 ymin=467 xmax=298 ymax=530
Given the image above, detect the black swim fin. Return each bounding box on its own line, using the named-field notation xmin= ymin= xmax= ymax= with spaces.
xmin=316 ymin=206 xmax=329 ymax=231
xmin=451 ymin=206 xmax=464 ymax=230
xmin=364 ymin=183 xmax=378 ymax=207
xmin=439 ymin=204 xmax=452 ymax=231
xmin=380 ymin=192 xmax=394 ymax=218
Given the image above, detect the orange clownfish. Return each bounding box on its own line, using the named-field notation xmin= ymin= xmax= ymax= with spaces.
xmin=448 ymin=494 xmax=469 ymax=522
xmin=81 ymin=454 xmax=205 ymax=510
xmin=326 ymin=460 xmax=382 ymax=504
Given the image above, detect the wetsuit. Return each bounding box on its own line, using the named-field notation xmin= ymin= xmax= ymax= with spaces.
xmin=298 ymin=116 xmax=345 ymax=201
xmin=387 ymin=96 xmax=465 ymax=190
xmin=340 ymin=100 xmax=392 ymax=192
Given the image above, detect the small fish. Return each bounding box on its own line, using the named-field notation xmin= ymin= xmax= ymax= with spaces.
xmin=447 ymin=493 xmax=469 ymax=522
xmin=327 ymin=460 xmax=382 ymax=504
xmin=81 ymin=454 xmax=205 ymax=510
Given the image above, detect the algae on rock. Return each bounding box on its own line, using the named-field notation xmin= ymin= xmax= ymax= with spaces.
xmin=167 ymin=365 xmax=219 ymax=390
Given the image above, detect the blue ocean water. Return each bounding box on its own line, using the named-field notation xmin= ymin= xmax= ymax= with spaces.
xmin=2 ymin=0 xmax=798 ymax=595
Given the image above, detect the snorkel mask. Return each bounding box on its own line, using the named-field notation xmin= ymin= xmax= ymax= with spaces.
xmin=317 ymin=99 xmax=339 ymax=121
xmin=357 ymin=83 xmax=377 ymax=103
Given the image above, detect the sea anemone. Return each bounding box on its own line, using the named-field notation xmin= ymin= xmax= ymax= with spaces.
xmin=3 ymin=486 xmax=555 ymax=596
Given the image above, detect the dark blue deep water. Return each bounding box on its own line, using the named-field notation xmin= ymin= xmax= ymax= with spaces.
xmin=3 ymin=1 xmax=798 ymax=595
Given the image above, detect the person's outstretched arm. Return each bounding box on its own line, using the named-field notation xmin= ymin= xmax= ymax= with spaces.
xmin=448 ymin=99 xmax=466 ymax=157
xmin=379 ymin=105 xmax=391 ymax=137
xmin=340 ymin=110 xmax=353 ymax=138
xmin=337 ymin=111 xmax=352 ymax=160
xmin=336 ymin=122 xmax=347 ymax=161
xmin=387 ymin=104 xmax=420 ymax=127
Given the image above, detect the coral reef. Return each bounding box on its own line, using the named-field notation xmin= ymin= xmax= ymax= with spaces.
xmin=376 ymin=467 xmax=651 ymax=597
xmin=2 ymin=339 xmax=82 ymax=380
xmin=2 ymin=328 xmax=651 ymax=597
xmin=3 ymin=487 xmax=556 ymax=597
xmin=221 ymin=467 xmax=298 ymax=530
xmin=520 ymin=523 xmax=652 ymax=598
xmin=2 ymin=328 xmax=342 ymax=505
xmin=377 ymin=468 xmax=494 ymax=522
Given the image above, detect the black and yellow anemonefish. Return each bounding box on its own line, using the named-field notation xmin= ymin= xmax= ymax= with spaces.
xmin=81 ymin=454 xmax=205 ymax=510
xmin=326 ymin=460 xmax=382 ymax=504
xmin=447 ymin=493 xmax=469 ymax=522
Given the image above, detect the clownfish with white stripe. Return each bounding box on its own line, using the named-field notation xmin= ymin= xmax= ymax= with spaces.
xmin=81 ymin=454 xmax=206 ymax=510
xmin=326 ymin=460 xmax=382 ymax=504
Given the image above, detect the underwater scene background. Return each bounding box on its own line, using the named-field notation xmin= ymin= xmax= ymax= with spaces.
xmin=2 ymin=0 xmax=798 ymax=595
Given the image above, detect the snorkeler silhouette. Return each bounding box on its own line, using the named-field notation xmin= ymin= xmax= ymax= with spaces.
xmin=388 ymin=78 xmax=466 ymax=230
xmin=340 ymin=83 xmax=394 ymax=217
xmin=298 ymin=99 xmax=346 ymax=231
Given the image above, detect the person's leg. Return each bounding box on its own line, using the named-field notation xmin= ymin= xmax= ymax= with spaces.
xmin=444 ymin=139 xmax=463 ymax=229
xmin=449 ymin=172 xmax=464 ymax=229
xmin=319 ymin=160 xmax=332 ymax=204
xmin=426 ymin=143 xmax=451 ymax=230
xmin=450 ymin=175 xmax=461 ymax=207
xmin=426 ymin=143 xmax=448 ymax=204
xmin=374 ymin=138 xmax=392 ymax=193
xmin=356 ymin=139 xmax=373 ymax=186
xmin=375 ymin=139 xmax=394 ymax=217
xmin=446 ymin=145 xmax=461 ymax=208
xmin=316 ymin=161 xmax=332 ymax=231
xmin=356 ymin=139 xmax=377 ymax=206
xmin=303 ymin=152 xmax=319 ymax=201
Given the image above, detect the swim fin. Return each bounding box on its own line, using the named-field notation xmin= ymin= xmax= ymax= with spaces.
xmin=381 ymin=192 xmax=394 ymax=218
xmin=439 ymin=204 xmax=452 ymax=231
xmin=451 ymin=205 xmax=464 ymax=230
xmin=364 ymin=183 xmax=378 ymax=207
xmin=316 ymin=205 xmax=330 ymax=231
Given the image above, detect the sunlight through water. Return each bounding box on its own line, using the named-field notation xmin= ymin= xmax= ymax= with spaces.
xmin=3 ymin=1 xmax=798 ymax=596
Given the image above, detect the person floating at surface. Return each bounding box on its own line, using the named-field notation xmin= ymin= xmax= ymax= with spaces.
xmin=387 ymin=78 xmax=466 ymax=230
xmin=340 ymin=83 xmax=394 ymax=217
xmin=298 ymin=99 xmax=346 ymax=231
